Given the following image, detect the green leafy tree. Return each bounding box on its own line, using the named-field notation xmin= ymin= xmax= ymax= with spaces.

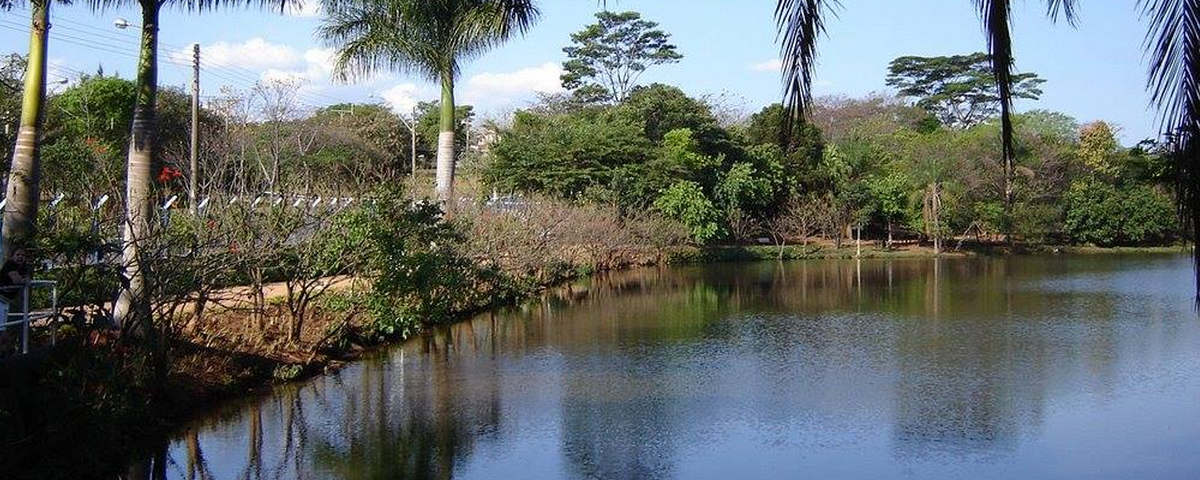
xmin=1078 ymin=120 xmax=1120 ymax=177
xmin=606 ymin=127 xmax=722 ymax=210
xmin=715 ymin=161 xmax=778 ymax=217
xmin=653 ymin=180 xmax=721 ymax=244
xmin=42 ymin=75 xmax=135 ymax=194
xmin=484 ymin=109 xmax=651 ymax=197
xmin=1017 ymin=109 xmax=1079 ymax=142
xmin=38 ymin=76 xmax=215 ymax=196
xmin=617 ymin=83 xmax=735 ymax=157
xmin=866 ymin=171 xmax=910 ymax=247
xmin=894 ymin=130 xmax=965 ymax=253
xmin=561 ymin=10 xmax=682 ymax=103
xmin=886 ymin=53 xmax=1044 ymax=129
xmin=1064 ymin=178 xmax=1177 ymax=246
xmin=337 ymin=186 xmax=509 ymax=339
xmin=320 ymin=0 xmax=539 ymax=201
xmin=744 ymin=103 xmax=824 ymax=182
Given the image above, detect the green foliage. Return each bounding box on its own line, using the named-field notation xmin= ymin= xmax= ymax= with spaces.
xmin=1064 ymin=179 xmax=1177 ymax=246
xmin=415 ymin=100 xmax=474 ymax=160
xmin=716 ymin=161 xmax=778 ymax=215
xmin=336 ymin=186 xmax=513 ymax=339
xmin=485 ymin=109 xmax=651 ymax=196
xmin=1078 ymin=121 xmax=1121 ymax=177
xmin=1018 ymin=109 xmax=1080 ymax=142
xmin=886 ymin=53 xmax=1044 ymax=128
xmin=744 ymin=103 xmax=825 ymax=178
xmin=653 ymin=181 xmax=722 ymax=243
xmin=561 ymin=11 xmax=682 ymax=103
xmin=39 ymin=75 xmax=215 ymax=195
xmin=866 ymin=172 xmax=910 ymax=227
xmin=320 ymin=0 xmax=539 ymax=84
xmin=617 ymin=84 xmax=735 ymax=156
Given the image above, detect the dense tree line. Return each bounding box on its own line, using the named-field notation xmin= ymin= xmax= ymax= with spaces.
xmin=481 ymin=82 xmax=1177 ymax=249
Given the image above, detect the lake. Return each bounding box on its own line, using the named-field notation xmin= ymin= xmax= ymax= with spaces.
xmin=124 ymin=254 xmax=1200 ymax=479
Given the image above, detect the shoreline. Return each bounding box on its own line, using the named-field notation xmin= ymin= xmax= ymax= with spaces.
xmin=0 ymin=245 xmax=1190 ymax=479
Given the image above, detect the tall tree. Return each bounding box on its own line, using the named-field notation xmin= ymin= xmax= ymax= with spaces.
xmin=3 ymin=0 xmax=51 ymax=258
xmin=886 ymin=53 xmax=1044 ymax=129
xmin=561 ymin=10 xmax=682 ymax=103
xmin=320 ymin=0 xmax=540 ymax=202
xmin=1078 ymin=121 xmax=1120 ymax=177
xmin=88 ymin=0 xmax=297 ymax=332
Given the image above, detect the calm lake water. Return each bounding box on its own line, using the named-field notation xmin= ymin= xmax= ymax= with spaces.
xmin=125 ymin=254 xmax=1200 ymax=479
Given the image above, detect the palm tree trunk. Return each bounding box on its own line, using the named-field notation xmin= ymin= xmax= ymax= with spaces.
xmin=3 ymin=0 xmax=50 ymax=257
xmin=932 ymin=182 xmax=942 ymax=254
xmin=114 ymin=0 xmax=160 ymax=332
xmin=434 ymin=71 xmax=456 ymax=203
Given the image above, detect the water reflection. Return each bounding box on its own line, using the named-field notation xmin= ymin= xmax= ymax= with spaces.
xmin=119 ymin=254 xmax=1200 ymax=480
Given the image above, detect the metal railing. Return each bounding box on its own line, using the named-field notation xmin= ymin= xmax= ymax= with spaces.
xmin=0 ymin=280 xmax=60 ymax=355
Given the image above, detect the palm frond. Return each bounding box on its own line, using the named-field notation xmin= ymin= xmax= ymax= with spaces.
xmin=975 ymin=0 xmax=1016 ymax=205
xmin=492 ymin=0 xmax=539 ymax=37
xmin=320 ymin=0 xmax=445 ymax=82
xmin=775 ymin=0 xmax=839 ymax=147
xmin=1142 ymin=0 xmax=1200 ymax=298
xmin=1045 ymin=0 xmax=1080 ymax=26
xmin=83 ymin=0 xmax=298 ymax=16
xmin=320 ymin=0 xmax=538 ymax=85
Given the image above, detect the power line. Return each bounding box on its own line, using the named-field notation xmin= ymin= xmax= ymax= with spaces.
xmin=2 ymin=16 xmax=363 ymax=111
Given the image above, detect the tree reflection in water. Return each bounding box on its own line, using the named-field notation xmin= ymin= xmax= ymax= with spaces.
xmin=117 ymin=254 xmax=1199 ymax=480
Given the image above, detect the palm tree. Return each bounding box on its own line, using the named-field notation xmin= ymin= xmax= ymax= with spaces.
xmin=2 ymin=0 xmax=55 ymax=258
xmin=319 ymin=0 xmax=539 ymax=202
xmin=87 ymin=0 xmax=296 ymax=331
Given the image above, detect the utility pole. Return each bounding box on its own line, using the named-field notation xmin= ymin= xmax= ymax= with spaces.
xmin=189 ymin=43 xmax=199 ymax=214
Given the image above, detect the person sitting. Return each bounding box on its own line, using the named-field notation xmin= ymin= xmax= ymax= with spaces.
xmin=0 ymin=247 xmax=31 ymax=351
xmin=1 ymin=247 xmax=32 ymax=311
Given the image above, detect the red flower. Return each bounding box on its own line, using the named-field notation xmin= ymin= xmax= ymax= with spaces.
xmin=157 ymin=166 xmax=183 ymax=183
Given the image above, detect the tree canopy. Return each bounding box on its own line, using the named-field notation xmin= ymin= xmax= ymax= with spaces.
xmin=561 ymin=10 xmax=682 ymax=103
xmin=886 ymin=53 xmax=1045 ymax=128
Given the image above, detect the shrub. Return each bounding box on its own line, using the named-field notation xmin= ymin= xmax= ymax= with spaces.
xmin=1064 ymin=179 xmax=1177 ymax=246
xmin=653 ymin=181 xmax=722 ymax=244
xmin=336 ymin=187 xmax=514 ymax=340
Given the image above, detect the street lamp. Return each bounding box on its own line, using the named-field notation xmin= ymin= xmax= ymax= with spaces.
xmin=113 ymin=18 xmax=135 ymax=29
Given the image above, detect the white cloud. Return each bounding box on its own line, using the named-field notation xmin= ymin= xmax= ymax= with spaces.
xmin=462 ymin=62 xmax=564 ymax=106
xmin=379 ymin=83 xmax=425 ymax=113
xmin=283 ymin=0 xmax=322 ymax=17
xmin=303 ymin=48 xmax=336 ymax=78
xmin=260 ymin=69 xmax=308 ymax=84
xmin=258 ymin=48 xmax=339 ymax=84
xmin=750 ymin=59 xmax=782 ymax=73
xmin=176 ymin=38 xmax=300 ymax=72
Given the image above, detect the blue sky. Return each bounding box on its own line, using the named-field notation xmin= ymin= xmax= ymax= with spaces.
xmin=0 ymin=0 xmax=1158 ymax=143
